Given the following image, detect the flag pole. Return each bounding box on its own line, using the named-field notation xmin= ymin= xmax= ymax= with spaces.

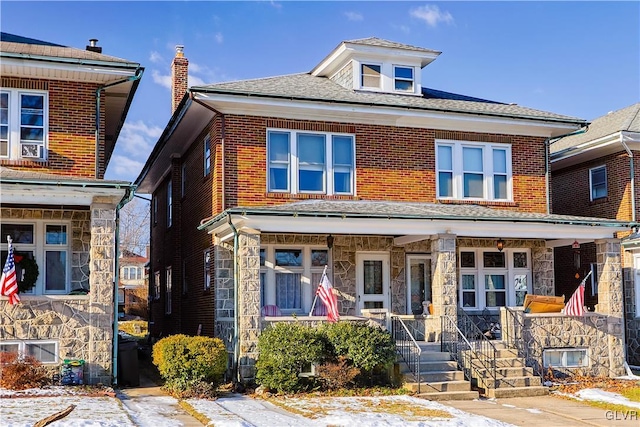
xmin=309 ymin=265 xmax=327 ymax=316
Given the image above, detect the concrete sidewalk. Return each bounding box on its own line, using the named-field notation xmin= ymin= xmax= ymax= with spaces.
xmin=442 ymin=395 xmax=639 ymax=426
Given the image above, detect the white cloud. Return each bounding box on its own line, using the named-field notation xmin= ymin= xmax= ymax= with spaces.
xmin=214 ymin=32 xmax=223 ymax=44
xmin=118 ymin=120 xmax=162 ymax=156
xmin=149 ymin=51 xmax=163 ymax=64
xmin=410 ymin=4 xmax=454 ymax=28
xmin=344 ymin=11 xmax=363 ymax=22
xmin=270 ymin=1 xmax=282 ymax=9
xmin=189 ymin=74 xmax=206 ymax=87
xmin=108 ymin=153 xmax=145 ymax=182
xmin=152 ymin=69 xmax=172 ymax=89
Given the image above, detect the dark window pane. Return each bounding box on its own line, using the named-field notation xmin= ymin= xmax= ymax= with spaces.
xmin=394 ymin=67 xmax=413 ymax=79
xmin=259 ymin=249 xmax=266 ymax=266
xmin=46 ymin=225 xmax=67 ymax=245
xmin=269 ymin=167 xmax=288 ymax=191
xmin=275 ymin=249 xmax=302 ymax=267
xmin=20 ymin=128 xmax=44 ymax=142
xmin=460 ymin=252 xmax=475 ymax=268
xmin=394 ymin=80 xmax=413 ymax=91
xmin=269 ymin=132 xmax=290 ymax=162
xmin=0 ymin=224 xmax=34 ymax=244
xmin=299 ymin=170 xmax=323 ymax=192
xmin=364 ymin=301 xmax=384 ymax=309
xmin=45 ymin=251 xmax=66 ymax=291
xmin=0 ymin=93 xmax=8 ymax=108
xmin=486 ymin=291 xmax=506 ymax=307
xmin=21 ymin=112 xmax=43 ymax=126
xmin=332 ymin=136 xmax=353 ymax=165
xmin=462 ymin=292 xmax=476 ymax=307
xmin=463 ymin=173 xmax=483 ymax=197
xmin=483 ymin=252 xmax=505 ymax=268
xmin=363 ymin=260 xmax=383 ymax=294
xmin=311 ymin=250 xmax=328 ymax=267
xmin=494 ymin=175 xmax=507 ymax=199
xmin=334 ymin=171 xmax=351 ymax=193
xmin=21 ymin=94 xmax=43 ymax=109
xmin=513 ymin=252 xmax=527 ymax=268
xmin=438 ymin=172 xmax=452 ymax=197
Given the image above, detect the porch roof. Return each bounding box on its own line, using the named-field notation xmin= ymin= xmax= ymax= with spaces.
xmin=199 ymin=200 xmax=634 ymax=246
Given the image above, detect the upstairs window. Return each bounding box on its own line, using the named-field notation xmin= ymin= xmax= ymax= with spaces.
xmin=394 ymin=66 xmax=414 ymax=92
xmin=589 ymin=165 xmax=607 ymax=201
xmin=204 ymin=135 xmax=211 ymax=176
xmin=0 ymin=89 xmax=48 ymax=160
xmin=361 ymin=64 xmax=381 ymax=88
xmin=267 ymin=130 xmax=355 ymax=195
xmin=181 ymin=163 xmax=187 ymax=197
xmin=436 ymin=140 xmax=512 ymax=201
xmin=167 ymin=180 xmax=172 ymax=227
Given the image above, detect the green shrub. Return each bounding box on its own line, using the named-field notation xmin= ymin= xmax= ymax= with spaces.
xmin=256 ymin=322 xmax=327 ymax=393
xmin=322 ymin=321 xmax=396 ymax=373
xmin=152 ymin=334 xmax=227 ymax=397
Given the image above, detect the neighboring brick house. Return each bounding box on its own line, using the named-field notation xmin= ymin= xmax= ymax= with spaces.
xmin=136 ymin=38 xmax=633 ymax=386
xmin=0 ymin=33 xmax=143 ymax=384
xmin=550 ymin=103 xmax=640 ymax=365
xmin=118 ymin=249 xmax=148 ymax=318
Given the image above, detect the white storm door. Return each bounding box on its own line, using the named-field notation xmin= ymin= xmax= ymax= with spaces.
xmin=356 ymin=252 xmax=390 ymax=313
xmin=634 ymin=255 xmax=640 ymax=317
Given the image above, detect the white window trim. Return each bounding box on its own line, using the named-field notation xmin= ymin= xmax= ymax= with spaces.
xmin=589 ymin=165 xmax=607 ymax=201
xmin=1 ymin=340 xmax=59 ymax=364
xmin=360 ymin=62 xmax=382 ymax=90
xmin=1 ymin=220 xmax=71 ymax=295
xmin=167 ymin=180 xmax=172 ymax=228
xmin=261 ymin=245 xmax=329 ymax=315
xmin=458 ymin=248 xmax=532 ymax=310
xmin=543 ymin=348 xmax=589 ymax=368
xmin=0 ymin=88 xmax=49 ymax=160
xmin=393 ymin=65 xmax=415 ymax=93
xmin=154 ymin=271 xmax=161 ymax=300
xmin=436 ymin=139 xmax=513 ymax=202
xmin=165 ymin=266 xmax=172 ymax=315
xmin=266 ymin=129 xmax=356 ymax=196
xmin=634 ymin=254 xmax=640 ymax=317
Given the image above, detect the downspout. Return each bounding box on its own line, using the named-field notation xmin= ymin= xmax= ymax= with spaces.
xmin=546 ymin=125 xmax=590 ymax=214
xmin=620 ymin=134 xmax=636 ymax=222
xmin=190 ymin=93 xmax=225 ymax=210
xmin=95 ymin=68 xmax=144 ymax=178
xmin=227 ymin=214 xmax=240 ymax=383
xmin=112 ymin=186 xmax=136 ymax=385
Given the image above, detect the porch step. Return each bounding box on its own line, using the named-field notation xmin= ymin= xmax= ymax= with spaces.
xmin=420 ymin=360 xmax=459 ymax=371
xmin=486 ymin=385 xmax=549 ymax=398
xmin=485 ymin=376 xmax=542 ymax=389
xmin=417 ymin=342 xmax=441 ymax=352
xmin=470 ymin=357 xmax=526 ymax=368
xmin=404 ymin=380 xmax=473 ymax=393
xmin=413 ymin=370 xmax=466 ymax=382
xmin=416 ymin=390 xmax=480 ymax=401
xmin=474 ymin=366 xmax=535 ymax=378
xmin=463 ymin=348 xmax=518 ymax=358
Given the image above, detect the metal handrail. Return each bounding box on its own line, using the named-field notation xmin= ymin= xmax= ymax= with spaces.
xmin=391 ymin=315 xmax=422 ymax=392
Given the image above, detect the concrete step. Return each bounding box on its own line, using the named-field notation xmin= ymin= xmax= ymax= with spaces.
xmin=473 ymin=366 xmax=535 ymax=378
xmin=416 ymin=390 xmax=480 ymax=401
xmin=404 ymin=380 xmax=473 ymax=393
xmin=490 ymin=376 xmax=542 ymax=388
xmin=421 ymin=360 xmax=459 ymax=371
xmin=486 ymin=385 xmax=549 ymax=398
xmin=420 ymin=351 xmax=452 ymax=362
xmin=416 ymin=342 xmax=442 ymax=352
xmin=464 ymin=348 xmax=518 ymax=358
xmin=402 ymin=370 xmax=465 ymax=382
xmin=469 ymin=357 xmax=525 ymax=368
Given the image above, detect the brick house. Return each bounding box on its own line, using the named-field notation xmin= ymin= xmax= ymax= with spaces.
xmin=0 ymin=33 xmax=143 ymax=384
xmin=551 ymin=103 xmax=640 ymax=366
xmin=118 ymin=249 xmax=148 ymax=318
xmin=136 ymin=38 xmax=633 ymax=393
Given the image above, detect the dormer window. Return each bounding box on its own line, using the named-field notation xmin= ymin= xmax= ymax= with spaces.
xmin=361 ymin=64 xmax=381 ymax=88
xmin=394 ymin=66 xmax=414 ymax=92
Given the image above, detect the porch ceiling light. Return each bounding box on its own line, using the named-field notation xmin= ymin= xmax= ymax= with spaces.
xmin=496 ymin=238 xmax=505 ymax=252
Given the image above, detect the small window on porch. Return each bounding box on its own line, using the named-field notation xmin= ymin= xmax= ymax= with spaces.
xmin=543 ymin=348 xmax=589 ymax=368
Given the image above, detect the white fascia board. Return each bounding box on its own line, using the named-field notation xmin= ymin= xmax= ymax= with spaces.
xmin=194 ymin=93 xmax=579 ymax=138
xmin=394 ymin=235 xmax=433 ymax=245
xmin=0 ymin=57 xmax=137 ymax=84
xmin=551 ymin=132 xmax=621 ymax=163
xmin=216 ymin=215 xmax=626 ymax=241
xmin=311 ymin=44 xmax=349 ymax=76
xmin=0 ymin=185 xmax=126 ymax=206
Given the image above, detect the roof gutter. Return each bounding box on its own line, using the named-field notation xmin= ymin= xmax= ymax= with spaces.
xmin=0 ymin=51 xmax=142 ymax=70
xmin=95 ymin=67 xmax=144 ymax=178
xmin=0 ymin=176 xmax=131 ymax=189
xmin=620 ymin=134 xmax=636 ymax=222
xmin=546 ymin=125 xmax=589 ymax=213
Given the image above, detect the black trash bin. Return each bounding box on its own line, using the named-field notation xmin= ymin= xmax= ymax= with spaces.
xmin=118 ymin=336 xmax=139 ymax=386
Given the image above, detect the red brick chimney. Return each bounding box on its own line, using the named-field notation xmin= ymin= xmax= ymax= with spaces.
xmin=171 ymin=45 xmax=189 ymax=113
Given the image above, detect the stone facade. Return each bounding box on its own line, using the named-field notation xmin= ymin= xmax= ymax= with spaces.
xmin=0 ymin=205 xmax=118 ymax=385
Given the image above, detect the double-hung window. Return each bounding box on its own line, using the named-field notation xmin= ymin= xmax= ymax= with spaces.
xmin=165 ymin=267 xmax=172 ymax=314
xmin=267 ymin=130 xmax=355 ymax=195
xmin=153 ymin=271 xmax=161 ymax=300
xmin=167 ymin=180 xmax=172 ymax=227
xmin=0 ymin=89 xmax=48 ymax=160
xmin=589 ymin=165 xmax=607 ymax=200
xmin=0 ymin=222 xmax=69 ymax=295
xmin=204 ymin=250 xmax=211 ymax=290
xmin=204 ymin=135 xmax=211 ymax=176
xmin=361 ymin=64 xmax=381 ymax=88
xmin=394 ymin=66 xmax=414 ymax=92
xmin=437 ymin=140 xmax=512 ymax=201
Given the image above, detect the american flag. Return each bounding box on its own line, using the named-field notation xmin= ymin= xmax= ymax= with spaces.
xmin=316 ymin=270 xmax=339 ymax=323
xmin=1 ymin=240 xmax=20 ymax=305
xmin=564 ymin=271 xmax=591 ymax=316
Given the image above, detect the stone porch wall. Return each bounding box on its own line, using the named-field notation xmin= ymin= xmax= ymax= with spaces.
xmin=0 ymin=205 xmax=117 ymax=385
xmin=622 ymin=250 xmax=640 ymax=365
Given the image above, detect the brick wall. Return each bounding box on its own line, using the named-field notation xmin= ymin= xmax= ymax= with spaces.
xmin=1 ymin=77 xmax=106 ymax=178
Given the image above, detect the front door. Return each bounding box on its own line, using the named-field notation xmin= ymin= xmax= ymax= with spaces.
xmin=356 ymin=252 xmax=389 ymax=314
xmin=407 ymin=255 xmax=432 ymax=315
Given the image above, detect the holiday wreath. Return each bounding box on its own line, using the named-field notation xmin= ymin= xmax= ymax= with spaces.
xmin=14 ymin=254 xmax=39 ymax=293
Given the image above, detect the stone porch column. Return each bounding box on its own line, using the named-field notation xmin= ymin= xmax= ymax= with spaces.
xmin=595 ymin=238 xmax=625 ymax=376
xmin=237 ymin=231 xmax=261 ymax=383
xmin=532 ymin=245 xmax=554 ymax=295
xmin=431 ymin=234 xmax=457 ymax=318
xmin=89 ymin=203 xmax=117 ymax=385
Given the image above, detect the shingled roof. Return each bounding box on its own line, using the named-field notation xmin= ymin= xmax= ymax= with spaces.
xmin=193 ymin=73 xmax=583 ymax=124
xmin=344 ymin=37 xmax=440 ymax=54
xmin=551 ymin=103 xmax=640 ymax=153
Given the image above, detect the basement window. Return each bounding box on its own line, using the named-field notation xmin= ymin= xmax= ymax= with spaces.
xmin=543 ymin=348 xmax=589 ymax=368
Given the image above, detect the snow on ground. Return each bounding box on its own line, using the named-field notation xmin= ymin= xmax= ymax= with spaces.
xmin=186 ymin=394 xmax=516 ymax=427
xmin=575 ymin=388 xmax=640 ymax=409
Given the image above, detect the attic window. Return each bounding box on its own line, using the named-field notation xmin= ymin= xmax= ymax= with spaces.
xmin=394 ymin=66 xmax=414 ymax=92
xmin=361 ymin=64 xmax=381 ymax=88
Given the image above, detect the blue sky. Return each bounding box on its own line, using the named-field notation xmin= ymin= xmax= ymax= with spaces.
xmin=2 ymin=1 xmax=639 ymax=182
